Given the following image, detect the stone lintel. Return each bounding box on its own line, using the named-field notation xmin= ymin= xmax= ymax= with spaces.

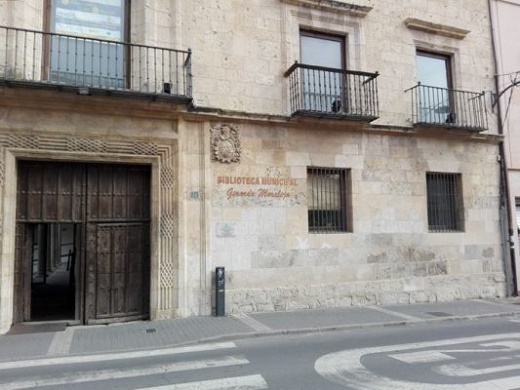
xmin=281 ymin=0 xmax=372 ymax=17
xmin=404 ymin=18 xmax=470 ymax=39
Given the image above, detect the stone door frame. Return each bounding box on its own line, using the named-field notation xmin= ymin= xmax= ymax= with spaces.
xmin=0 ymin=134 xmax=179 ymax=333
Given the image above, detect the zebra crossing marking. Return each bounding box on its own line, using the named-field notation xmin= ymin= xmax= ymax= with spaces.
xmin=137 ymin=374 xmax=269 ymax=390
xmin=0 ymin=355 xmax=250 ymax=390
xmin=47 ymin=326 xmax=75 ymax=356
xmin=0 ymin=342 xmax=236 ymax=370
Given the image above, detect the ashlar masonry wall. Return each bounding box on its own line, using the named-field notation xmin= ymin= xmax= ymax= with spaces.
xmin=176 ymin=0 xmax=498 ymax=132
xmin=0 ymin=0 xmax=507 ymax=323
xmin=202 ymin=121 xmax=505 ymax=313
xmin=0 ymin=87 xmax=183 ymax=333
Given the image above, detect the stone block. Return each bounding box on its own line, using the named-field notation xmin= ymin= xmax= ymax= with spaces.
xmin=307 ymin=248 xmax=340 ymax=266
xmin=286 ymin=152 xmax=311 ymax=166
xmin=251 ymin=249 xmax=308 ymax=268
xmin=403 ymin=277 xmax=425 ymax=292
xmin=427 ymin=260 xmax=448 ymax=276
xmin=258 ymin=234 xmax=286 ymax=252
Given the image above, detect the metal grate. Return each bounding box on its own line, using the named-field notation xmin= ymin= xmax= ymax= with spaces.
xmin=426 ymin=312 xmax=453 ymax=317
xmin=307 ymin=167 xmax=349 ymax=233
xmin=426 ymin=172 xmax=464 ymax=232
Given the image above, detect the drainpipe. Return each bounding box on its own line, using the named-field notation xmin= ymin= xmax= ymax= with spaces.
xmin=488 ymin=0 xmax=518 ymax=296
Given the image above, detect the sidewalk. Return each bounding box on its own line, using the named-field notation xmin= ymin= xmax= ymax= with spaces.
xmin=1 ymin=298 xmax=520 ymax=362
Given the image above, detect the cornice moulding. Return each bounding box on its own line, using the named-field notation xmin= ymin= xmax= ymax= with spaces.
xmin=281 ymin=0 xmax=372 ymax=17
xmin=404 ymin=18 xmax=470 ymax=39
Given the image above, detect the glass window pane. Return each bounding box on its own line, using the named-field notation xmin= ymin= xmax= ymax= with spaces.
xmin=52 ymin=0 xmax=125 ymax=41
xmin=417 ymin=53 xmax=448 ymax=88
xmin=300 ymin=33 xmax=344 ymax=113
xmin=416 ymin=52 xmax=451 ymax=124
xmin=301 ymin=35 xmax=342 ymax=69
xmin=49 ymin=0 xmax=126 ymax=88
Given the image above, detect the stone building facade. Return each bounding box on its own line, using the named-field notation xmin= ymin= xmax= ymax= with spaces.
xmin=489 ymin=0 xmax=520 ymax=299
xmin=0 ymin=0 xmax=513 ymax=334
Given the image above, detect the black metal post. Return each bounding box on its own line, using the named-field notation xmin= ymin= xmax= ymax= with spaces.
xmin=215 ymin=267 xmax=225 ymax=316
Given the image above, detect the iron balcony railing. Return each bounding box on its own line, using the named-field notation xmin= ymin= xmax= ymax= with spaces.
xmin=0 ymin=25 xmax=192 ymax=99
xmin=284 ymin=62 xmax=379 ymax=121
xmin=406 ymin=84 xmax=487 ymax=131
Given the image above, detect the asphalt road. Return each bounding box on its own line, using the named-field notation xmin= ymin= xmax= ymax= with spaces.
xmin=1 ymin=316 xmax=520 ymax=389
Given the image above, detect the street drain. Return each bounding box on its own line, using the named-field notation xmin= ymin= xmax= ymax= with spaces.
xmin=426 ymin=312 xmax=453 ymax=317
xmin=145 ymin=328 xmax=157 ymax=333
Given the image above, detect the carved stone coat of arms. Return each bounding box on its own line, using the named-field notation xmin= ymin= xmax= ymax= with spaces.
xmin=210 ymin=124 xmax=241 ymax=163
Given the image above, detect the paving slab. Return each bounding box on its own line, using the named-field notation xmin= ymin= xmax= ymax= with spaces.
xmin=382 ymin=299 xmax=520 ymax=320
xmin=249 ymin=307 xmax=404 ymax=330
xmin=0 ymin=332 xmax=54 ymax=361
xmin=1 ymin=299 xmax=519 ymax=362
xmin=69 ymin=316 xmax=253 ymax=354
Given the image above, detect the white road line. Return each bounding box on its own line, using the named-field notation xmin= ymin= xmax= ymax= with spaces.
xmin=137 ymin=374 xmax=269 ymax=390
xmin=472 ymin=299 xmax=516 ymax=309
xmin=315 ymin=333 xmax=520 ymax=390
xmin=231 ymin=314 xmax=273 ymax=332
xmin=436 ymin=362 xmax=520 ymax=377
xmin=482 ymin=340 xmax=520 ymax=350
xmin=0 ymin=355 xmax=250 ymax=390
xmin=389 ymin=350 xmax=456 ymax=364
xmin=367 ymin=305 xmax=422 ymax=321
xmin=390 ymin=341 xmax=520 ymax=364
xmin=0 ymin=342 xmax=236 ymax=370
xmin=47 ymin=327 xmax=75 ymax=356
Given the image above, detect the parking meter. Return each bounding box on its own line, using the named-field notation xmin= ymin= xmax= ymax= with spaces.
xmin=216 ymin=267 xmax=225 ymax=316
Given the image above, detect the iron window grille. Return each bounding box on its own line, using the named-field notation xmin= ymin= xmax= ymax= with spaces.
xmin=426 ymin=172 xmax=464 ymax=232
xmin=307 ymin=167 xmax=350 ymax=233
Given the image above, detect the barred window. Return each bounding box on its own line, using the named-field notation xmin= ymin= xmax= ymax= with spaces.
xmin=426 ymin=172 xmax=463 ymax=232
xmin=307 ymin=167 xmax=350 ymax=233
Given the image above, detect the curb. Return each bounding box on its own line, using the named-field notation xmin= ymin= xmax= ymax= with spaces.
xmin=177 ymin=310 xmax=520 ymax=348
xmin=0 ymin=308 xmax=518 ymax=362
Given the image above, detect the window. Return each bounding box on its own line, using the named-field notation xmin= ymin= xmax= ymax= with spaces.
xmin=416 ymin=51 xmax=454 ymax=124
xmin=307 ymin=167 xmax=350 ymax=233
xmin=300 ymin=31 xmax=345 ymax=69
xmin=426 ymin=172 xmax=463 ymax=232
xmin=47 ymin=0 xmax=129 ymax=88
xmin=300 ymin=31 xmax=346 ymax=113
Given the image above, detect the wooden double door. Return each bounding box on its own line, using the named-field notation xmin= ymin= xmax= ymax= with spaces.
xmin=14 ymin=161 xmax=151 ymax=325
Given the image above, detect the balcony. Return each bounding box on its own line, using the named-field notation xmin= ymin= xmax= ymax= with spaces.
xmin=406 ymin=84 xmax=487 ymax=131
xmin=284 ymin=62 xmax=379 ymax=121
xmin=0 ymin=26 xmax=192 ymax=101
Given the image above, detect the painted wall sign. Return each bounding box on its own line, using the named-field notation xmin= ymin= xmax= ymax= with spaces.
xmin=214 ymin=173 xmax=304 ymax=206
xmin=216 ymin=176 xmax=297 ymax=187
xmin=226 ymin=187 xmax=292 ymax=201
